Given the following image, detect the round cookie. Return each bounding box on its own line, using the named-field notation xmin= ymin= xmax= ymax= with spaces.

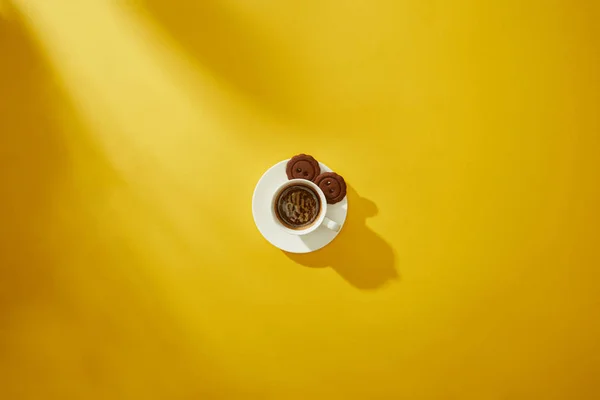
xmin=286 ymin=154 xmax=321 ymax=182
xmin=315 ymin=172 xmax=347 ymax=204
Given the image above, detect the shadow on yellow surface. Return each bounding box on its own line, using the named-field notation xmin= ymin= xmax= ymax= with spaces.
xmin=2 ymin=0 xmax=598 ymax=398
xmin=286 ymin=186 xmax=398 ymax=290
xmin=132 ymin=0 xmax=413 ymax=135
xmin=0 ymin=5 xmax=235 ymax=398
xmin=0 ymin=2 xmax=69 ymax=328
xmin=137 ymin=0 xmax=303 ymax=121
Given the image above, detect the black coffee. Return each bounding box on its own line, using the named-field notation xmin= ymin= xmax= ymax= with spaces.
xmin=275 ymin=185 xmax=320 ymax=229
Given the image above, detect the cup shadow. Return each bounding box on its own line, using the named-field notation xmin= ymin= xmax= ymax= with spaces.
xmin=285 ymin=186 xmax=398 ymax=290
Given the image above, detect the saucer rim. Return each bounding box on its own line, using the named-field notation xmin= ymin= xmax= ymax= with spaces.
xmin=251 ymin=159 xmax=348 ymax=253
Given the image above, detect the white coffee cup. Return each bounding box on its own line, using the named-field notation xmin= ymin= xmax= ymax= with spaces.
xmin=271 ymin=179 xmax=342 ymax=235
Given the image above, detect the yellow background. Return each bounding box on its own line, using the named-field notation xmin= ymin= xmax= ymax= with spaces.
xmin=1 ymin=0 xmax=599 ymax=398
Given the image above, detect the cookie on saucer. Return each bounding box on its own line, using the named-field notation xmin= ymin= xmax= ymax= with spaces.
xmin=286 ymin=154 xmax=321 ymax=182
xmin=315 ymin=172 xmax=346 ymax=204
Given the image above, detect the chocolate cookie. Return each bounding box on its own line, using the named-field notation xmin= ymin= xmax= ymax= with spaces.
xmin=286 ymin=154 xmax=321 ymax=182
xmin=315 ymin=172 xmax=347 ymax=204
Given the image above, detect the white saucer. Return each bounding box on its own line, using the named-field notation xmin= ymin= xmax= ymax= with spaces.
xmin=252 ymin=160 xmax=348 ymax=253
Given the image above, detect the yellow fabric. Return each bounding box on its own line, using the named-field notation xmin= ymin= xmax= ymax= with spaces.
xmin=1 ymin=0 xmax=599 ymax=398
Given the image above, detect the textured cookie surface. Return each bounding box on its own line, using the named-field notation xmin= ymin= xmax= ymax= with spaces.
xmin=315 ymin=172 xmax=347 ymax=204
xmin=286 ymin=154 xmax=321 ymax=182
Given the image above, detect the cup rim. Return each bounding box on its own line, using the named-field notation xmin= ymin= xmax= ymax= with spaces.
xmin=271 ymin=179 xmax=327 ymax=236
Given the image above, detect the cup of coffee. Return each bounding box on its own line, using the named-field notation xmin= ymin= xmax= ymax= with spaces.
xmin=271 ymin=179 xmax=341 ymax=235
